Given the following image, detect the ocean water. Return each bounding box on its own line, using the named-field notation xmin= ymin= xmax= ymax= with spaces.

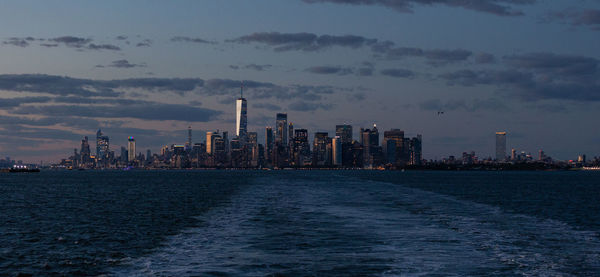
xmin=1 ymin=171 xmax=599 ymax=276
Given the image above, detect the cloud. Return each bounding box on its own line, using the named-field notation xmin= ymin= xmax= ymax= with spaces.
xmin=3 ymin=37 xmax=34 ymax=47
xmin=116 ymin=35 xmax=128 ymax=40
xmin=244 ymin=64 xmax=272 ymax=71
xmin=0 ymin=96 xmax=53 ymax=108
xmin=87 ymin=43 xmax=121 ymax=51
xmin=306 ymin=66 xmax=354 ymax=75
xmin=373 ymin=43 xmax=472 ymax=65
xmin=300 ymin=0 xmax=535 ymax=16
xmin=12 ymin=103 xmax=221 ymax=122
xmin=503 ymin=52 xmax=598 ymax=76
xmin=49 ymin=36 xmax=92 ymax=48
xmin=229 ymin=65 xmax=240 ymax=70
xmin=546 ymin=9 xmax=600 ymax=30
xmin=419 ymin=98 xmax=508 ymax=112
xmin=288 ymin=101 xmax=333 ymax=111
xmin=170 ymin=36 xmax=216 ymax=44
xmin=380 ymin=68 xmax=415 ymax=78
xmin=136 ymin=39 xmax=152 ymax=47
xmin=474 ymin=52 xmax=496 ymax=64
xmin=106 ymin=59 xmax=147 ymax=68
xmin=229 ymin=32 xmax=377 ymax=52
xmin=357 ymin=68 xmax=374 ymax=76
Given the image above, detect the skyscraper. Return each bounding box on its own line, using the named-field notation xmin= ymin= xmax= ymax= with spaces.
xmin=96 ymin=129 xmax=109 ymax=161
xmin=383 ymin=129 xmax=404 ymax=165
xmin=496 ymin=132 xmax=507 ymax=161
xmin=235 ymin=84 xmax=248 ymax=140
xmin=275 ymin=113 xmax=287 ymax=145
xmin=128 ymin=136 xmax=136 ymax=163
xmin=335 ymin=125 xmax=353 ymax=144
xmin=332 ymin=136 xmax=342 ymax=166
xmin=186 ymin=126 xmax=192 ymax=150
xmin=206 ymin=131 xmax=214 ymax=154
xmin=265 ymin=127 xmax=274 ymax=164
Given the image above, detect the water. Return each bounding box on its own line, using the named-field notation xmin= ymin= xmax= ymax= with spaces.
xmin=1 ymin=171 xmax=599 ymax=276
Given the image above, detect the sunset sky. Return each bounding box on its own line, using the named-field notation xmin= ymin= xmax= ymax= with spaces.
xmin=1 ymin=0 xmax=599 ymax=162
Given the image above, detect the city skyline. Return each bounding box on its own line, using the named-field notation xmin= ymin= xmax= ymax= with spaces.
xmin=0 ymin=0 xmax=599 ymax=163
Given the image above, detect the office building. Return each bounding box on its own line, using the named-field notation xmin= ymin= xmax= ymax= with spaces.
xmin=275 ymin=113 xmax=288 ymax=145
xmin=128 ymin=136 xmax=136 ymax=163
xmin=335 ymin=125 xmax=353 ymax=144
xmin=496 ymin=132 xmax=507 ymax=161
xmin=236 ymin=86 xmax=248 ymax=140
xmin=332 ymin=136 xmax=342 ymax=166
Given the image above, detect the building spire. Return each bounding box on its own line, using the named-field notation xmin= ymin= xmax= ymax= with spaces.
xmin=240 ymin=81 xmax=244 ymax=98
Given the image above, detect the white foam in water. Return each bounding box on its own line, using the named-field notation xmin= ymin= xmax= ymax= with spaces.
xmin=110 ymin=174 xmax=600 ymax=276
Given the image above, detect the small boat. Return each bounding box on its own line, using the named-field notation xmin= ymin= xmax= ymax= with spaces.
xmin=582 ymin=166 xmax=600 ymax=171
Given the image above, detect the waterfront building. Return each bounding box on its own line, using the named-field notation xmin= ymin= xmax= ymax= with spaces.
xmin=496 ymin=132 xmax=507 ymax=161
xmin=332 ymin=136 xmax=342 ymax=166
xmin=96 ymin=129 xmax=109 ymax=162
xmin=275 ymin=113 xmax=288 ymax=145
xmin=335 ymin=125 xmax=353 ymax=144
xmin=313 ymin=132 xmax=331 ymax=166
xmin=383 ymin=129 xmax=404 ymax=165
xmin=128 ymin=137 xmax=136 ymax=163
xmin=291 ymin=129 xmax=310 ymax=166
xmin=235 ymin=85 xmax=248 ymax=140
xmin=265 ymin=127 xmax=274 ymax=165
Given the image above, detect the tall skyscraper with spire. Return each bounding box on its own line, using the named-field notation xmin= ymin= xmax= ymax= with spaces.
xmin=236 ymin=82 xmax=248 ymax=140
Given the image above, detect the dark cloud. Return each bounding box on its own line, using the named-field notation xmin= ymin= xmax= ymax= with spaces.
xmin=0 ymin=96 xmax=52 ymax=108
xmin=419 ymin=98 xmax=508 ymax=112
xmin=0 ymin=74 xmax=205 ymax=97
xmin=40 ymin=43 xmax=59 ymax=48
xmin=116 ymin=35 xmax=128 ymax=40
xmin=373 ymin=44 xmax=472 ymax=65
xmin=136 ymin=39 xmax=152 ymax=47
xmin=106 ymin=59 xmax=147 ymax=68
xmin=439 ymin=69 xmax=534 ymax=87
xmin=49 ymin=36 xmax=92 ymax=48
xmin=253 ymin=103 xmax=282 ymax=111
xmin=3 ymin=37 xmax=31 ymax=47
xmin=13 ymin=103 xmax=221 ymax=122
xmin=380 ymin=68 xmax=415 ymax=78
xmin=475 ymin=53 xmax=496 ymax=64
xmin=288 ymin=101 xmax=333 ymax=111
xmin=306 ymin=66 xmax=354 ymax=75
xmin=357 ymin=67 xmax=374 ymax=76
xmin=301 ymin=0 xmax=535 ymax=16
xmin=229 ymin=65 xmax=240 ymax=70
xmin=546 ymin=9 xmax=600 ymax=30
xmin=503 ymin=52 xmax=598 ymax=76
xmin=244 ymin=64 xmax=272 ymax=71
xmin=440 ymin=63 xmax=600 ymax=102
xmin=171 ymin=36 xmax=215 ymax=44
xmin=229 ymin=32 xmax=377 ymax=52
xmin=87 ymin=43 xmax=121 ymax=51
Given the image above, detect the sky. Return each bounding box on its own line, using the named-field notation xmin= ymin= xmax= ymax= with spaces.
xmin=0 ymin=0 xmax=599 ymax=163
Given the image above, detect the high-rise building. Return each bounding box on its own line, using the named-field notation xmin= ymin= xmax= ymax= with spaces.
xmin=275 ymin=113 xmax=288 ymax=145
xmin=128 ymin=136 xmax=136 ymax=162
xmin=80 ymin=136 xmax=91 ymax=165
xmin=332 ymin=136 xmax=342 ymax=166
xmin=96 ymin=129 xmax=109 ymax=161
xmin=313 ymin=132 xmax=331 ymax=166
xmin=496 ymin=132 xmax=507 ymax=161
xmin=265 ymin=127 xmax=274 ymax=164
xmin=288 ymin=122 xmax=294 ymax=145
xmin=248 ymin=132 xmax=259 ymax=167
xmin=292 ymin=129 xmax=310 ymax=166
xmin=186 ymin=126 xmax=192 ymax=150
xmin=335 ymin=125 xmax=353 ymax=144
xmin=383 ymin=129 xmax=404 ymax=165
xmin=361 ymin=124 xmax=380 ymax=166
xmin=206 ymin=132 xmax=214 ymax=154
xmin=236 ymin=85 xmax=248 ymax=140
